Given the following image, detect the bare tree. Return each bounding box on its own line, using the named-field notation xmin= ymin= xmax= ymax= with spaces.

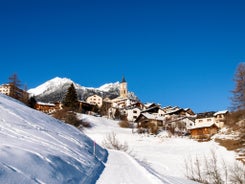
xmin=8 ymin=73 xmax=22 ymax=100
xmin=102 ymin=132 xmax=129 ymax=152
xmin=231 ymin=63 xmax=245 ymax=111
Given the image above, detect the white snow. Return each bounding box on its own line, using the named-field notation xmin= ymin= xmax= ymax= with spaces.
xmin=28 ymin=77 xmax=74 ymax=96
xmin=0 ymin=93 xmax=107 ymax=183
xmin=81 ymin=114 xmax=239 ymax=184
xmin=28 ymin=77 xmax=120 ymax=96
xmin=97 ymin=150 xmax=163 ymax=184
xmin=0 ymin=92 xmax=241 ymax=184
xmin=97 ymin=82 xmax=120 ymax=92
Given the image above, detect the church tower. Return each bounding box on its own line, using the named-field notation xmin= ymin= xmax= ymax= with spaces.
xmin=120 ymin=76 xmax=128 ymax=98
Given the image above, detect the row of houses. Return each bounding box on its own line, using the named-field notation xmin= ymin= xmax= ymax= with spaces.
xmin=0 ymin=78 xmax=229 ymax=139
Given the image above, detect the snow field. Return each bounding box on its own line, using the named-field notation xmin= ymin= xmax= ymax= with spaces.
xmin=0 ymin=94 xmax=108 ymax=184
xmin=82 ymin=114 xmax=238 ymax=184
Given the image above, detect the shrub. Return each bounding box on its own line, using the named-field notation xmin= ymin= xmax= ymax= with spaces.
xmin=184 ymin=150 xmax=245 ymax=184
xmin=102 ymin=132 xmax=129 ymax=152
xmin=119 ymin=120 xmax=130 ymax=128
xmin=53 ymin=109 xmax=91 ymax=128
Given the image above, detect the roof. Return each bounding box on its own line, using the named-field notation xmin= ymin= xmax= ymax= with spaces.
xmin=214 ymin=110 xmax=228 ymax=116
xmin=37 ymin=102 xmax=55 ymax=106
xmin=196 ymin=111 xmax=216 ymax=119
xmin=121 ymin=76 xmax=126 ymax=83
xmin=137 ymin=112 xmax=165 ymax=121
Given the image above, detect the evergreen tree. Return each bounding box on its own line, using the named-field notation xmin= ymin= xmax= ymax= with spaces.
xmin=231 ymin=63 xmax=245 ymax=111
xmin=63 ymin=83 xmax=79 ymax=111
xmin=28 ymin=96 xmax=37 ymax=108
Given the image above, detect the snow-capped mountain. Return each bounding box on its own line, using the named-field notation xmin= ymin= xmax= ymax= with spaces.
xmin=28 ymin=77 xmax=138 ymax=102
xmin=0 ymin=93 xmax=108 ymax=183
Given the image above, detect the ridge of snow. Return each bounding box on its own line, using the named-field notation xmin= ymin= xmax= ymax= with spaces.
xmin=97 ymin=82 xmax=120 ymax=92
xmin=0 ymin=93 xmax=108 ymax=183
xmin=28 ymin=77 xmax=120 ymax=96
xmin=28 ymin=77 xmax=75 ymax=96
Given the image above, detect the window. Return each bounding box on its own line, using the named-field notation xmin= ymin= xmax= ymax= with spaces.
xmin=133 ymin=110 xmax=137 ymax=114
xmin=207 ymin=119 xmax=211 ymax=122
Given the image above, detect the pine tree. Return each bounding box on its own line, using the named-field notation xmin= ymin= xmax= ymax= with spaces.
xmin=231 ymin=63 xmax=245 ymax=111
xmin=28 ymin=96 xmax=37 ymax=108
xmin=63 ymin=83 xmax=79 ymax=111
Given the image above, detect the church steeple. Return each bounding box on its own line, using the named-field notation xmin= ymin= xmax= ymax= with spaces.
xmin=121 ymin=76 xmax=126 ymax=83
xmin=120 ymin=76 xmax=128 ymax=98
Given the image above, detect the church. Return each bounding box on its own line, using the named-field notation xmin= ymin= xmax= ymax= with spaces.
xmin=110 ymin=76 xmax=130 ymax=108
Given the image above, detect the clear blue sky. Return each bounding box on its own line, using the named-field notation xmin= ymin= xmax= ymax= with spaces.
xmin=0 ymin=0 xmax=245 ymax=113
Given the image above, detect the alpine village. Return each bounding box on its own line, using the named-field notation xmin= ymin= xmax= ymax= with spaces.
xmin=0 ymin=73 xmax=245 ymax=165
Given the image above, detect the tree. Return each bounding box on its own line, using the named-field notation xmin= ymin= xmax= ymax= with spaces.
xmin=8 ymin=73 xmax=22 ymax=100
xmin=28 ymin=96 xmax=37 ymax=108
xmin=62 ymin=83 xmax=79 ymax=111
xmin=231 ymin=63 xmax=245 ymax=111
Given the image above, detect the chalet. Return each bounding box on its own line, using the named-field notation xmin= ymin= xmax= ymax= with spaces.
xmin=78 ymin=101 xmax=97 ymax=114
xmin=214 ymin=110 xmax=228 ymax=128
xmin=86 ymin=94 xmax=103 ymax=107
xmin=188 ymin=122 xmax=219 ymax=140
xmin=195 ymin=111 xmax=216 ymax=126
xmin=135 ymin=113 xmax=165 ymax=134
xmin=142 ymin=104 xmax=165 ymax=116
xmin=35 ymin=102 xmax=61 ymax=114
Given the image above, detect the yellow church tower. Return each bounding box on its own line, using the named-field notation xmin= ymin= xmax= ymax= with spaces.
xmin=120 ymin=76 xmax=128 ymax=98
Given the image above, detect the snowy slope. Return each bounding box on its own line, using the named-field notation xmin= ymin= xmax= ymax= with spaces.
xmin=81 ymin=114 xmax=238 ymax=184
xmin=0 ymin=93 xmax=108 ymax=184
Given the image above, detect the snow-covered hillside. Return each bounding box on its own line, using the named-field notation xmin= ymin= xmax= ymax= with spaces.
xmin=0 ymin=93 xmax=107 ymax=183
xmin=80 ymin=114 xmax=241 ymax=184
xmin=28 ymin=77 xmax=137 ymax=103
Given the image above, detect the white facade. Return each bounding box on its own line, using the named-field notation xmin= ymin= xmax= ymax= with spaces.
xmin=0 ymin=84 xmax=11 ymax=96
xmin=127 ymin=107 xmax=141 ymax=122
xmin=86 ymin=95 xmax=103 ymax=107
xmin=195 ymin=117 xmax=216 ymax=126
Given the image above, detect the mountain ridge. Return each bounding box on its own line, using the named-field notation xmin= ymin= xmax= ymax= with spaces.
xmin=28 ymin=77 xmax=138 ymax=103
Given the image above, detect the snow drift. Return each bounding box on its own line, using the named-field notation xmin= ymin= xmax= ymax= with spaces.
xmin=0 ymin=93 xmax=108 ymax=183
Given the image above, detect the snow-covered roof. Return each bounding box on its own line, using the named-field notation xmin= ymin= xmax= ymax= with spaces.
xmin=141 ymin=113 xmax=165 ymax=121
xmin=214 ymin=110 xmax=228 ymax=116
xmin=37 ymin=101 xmax=55 ymax=106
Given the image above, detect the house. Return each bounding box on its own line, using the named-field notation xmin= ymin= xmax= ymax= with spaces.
xmin=126 ymin=107 xmax=141 ymax=122
xmin=78 ymin=101 xmax=97 ymax=114
xmin=35 ymin=102 xmax=61 ymax=114
xmin=195 ymin=111 xmax=216 ymax=126
xmin=142 ymin=104 xmax=165 ymax=116
xmin=135 ymin=113 xmax=165 ymax=134
xmin=214 ymin=110 xmax=228 ymax=128
xmin=188 ymin=122 xmax=219 ymax=139
xmin=0 ymin=83 xmax=29 ymax=102
xmin=86 ymin=94 xmax=103 ymax=107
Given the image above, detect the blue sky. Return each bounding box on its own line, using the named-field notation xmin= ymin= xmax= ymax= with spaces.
xmin=0 ymin=0 xmax=245 ymax=113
